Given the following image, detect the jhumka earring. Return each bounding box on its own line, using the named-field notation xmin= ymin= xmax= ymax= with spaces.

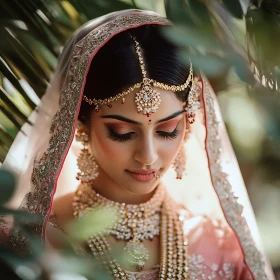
xmin=173 ymin=129 xmax=189 ymax=179
xmin=83 ymin=37 xmax=194 ymax=123
xmin=76 ymin=122 xmax=99 ymax=182
xmin=173 ymin=146 xmax=186 ymax=180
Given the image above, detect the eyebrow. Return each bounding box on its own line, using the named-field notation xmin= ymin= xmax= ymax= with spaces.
xmin=100 ymin=110 xmax=184 ymax=125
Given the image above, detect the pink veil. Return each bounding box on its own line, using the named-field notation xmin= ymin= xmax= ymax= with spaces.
xmin=2 ymin=9 xmax=274 ymax=280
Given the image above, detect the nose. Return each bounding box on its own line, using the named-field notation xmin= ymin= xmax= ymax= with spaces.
xmin=134 ymin=137 xmax=158 ymax=166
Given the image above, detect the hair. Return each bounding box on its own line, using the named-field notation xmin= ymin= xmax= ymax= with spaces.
xmin=79 ymin=24 xmax=192 ymax=124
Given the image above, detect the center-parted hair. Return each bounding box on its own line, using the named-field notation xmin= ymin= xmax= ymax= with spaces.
xmin=79 ymin=25 xmax=191 ymax=124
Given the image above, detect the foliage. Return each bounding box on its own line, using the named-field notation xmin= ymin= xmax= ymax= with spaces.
xmin=0 ymin=169 xmax=116 ymax=279
xmin=0 ymin=0 xmax=279 ymax=162
xmin=0 ymin=0 xmax=279 ymax=274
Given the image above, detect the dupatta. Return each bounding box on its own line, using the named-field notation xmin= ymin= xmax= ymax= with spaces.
xmin=2 ymin=9 xmax=274 ymax=280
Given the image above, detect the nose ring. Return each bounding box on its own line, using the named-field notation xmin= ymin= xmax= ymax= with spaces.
xmin=155 ymin=173 xmax=162 ymax=179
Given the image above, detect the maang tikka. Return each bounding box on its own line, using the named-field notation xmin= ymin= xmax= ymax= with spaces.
xmin=76 ymin=121 xmax=99 ymax=182
xmin=83 ymin=36 xmax=195 ymax=123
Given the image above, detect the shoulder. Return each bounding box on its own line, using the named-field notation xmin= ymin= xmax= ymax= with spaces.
xmin=51 ymin=192 xmax=75 ymax=228
xmin=45 ymin=192 xmax=75 ymax=248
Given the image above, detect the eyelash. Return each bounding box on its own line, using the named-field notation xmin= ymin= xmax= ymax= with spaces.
xmin=107 ymin=129 xmax=134 ymax=142
xmin=107 ymin=128 xmax=180 ymax=142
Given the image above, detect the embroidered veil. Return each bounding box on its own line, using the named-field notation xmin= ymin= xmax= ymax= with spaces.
xmin=2 ymin=9 xmax=274 ymax=280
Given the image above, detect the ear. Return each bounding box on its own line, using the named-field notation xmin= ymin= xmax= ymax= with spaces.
xmin=76 ymin=120 xmax=91 ymax=137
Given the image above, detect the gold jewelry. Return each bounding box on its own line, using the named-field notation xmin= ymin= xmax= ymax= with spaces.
xmin=73 ymin=182 xmax=165 ymax=271
xmin=173 ymin=145 xmax=186 ymax=180
xmin=173 ymin=128 xmax=190 ymax=179
xmin=155 ymin=173 xmax=162 ymax=179
xmin=75 ymin=122 xmax=99 ymax=182
xmin=83 ymin=37 xmax=194 ymax=117
xmin=186 ymin=79 xmax=201 ymax=124
xmin=73 ymin=183 xmax=190 ymax=280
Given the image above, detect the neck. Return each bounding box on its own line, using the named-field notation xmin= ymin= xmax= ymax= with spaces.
xmin=91 ymin=168 xmax=158 ymax=204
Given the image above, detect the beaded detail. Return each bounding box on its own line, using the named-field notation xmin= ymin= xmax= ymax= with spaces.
xmin=73 ymin=186 xmax=190 ymax=280
xmin=9 ymin=11 xmax=269 ymax=279
xmin=73 ymin=183 xmax=165 ymax=270
xmin=83 ymin=37 xmax=193 ymax=117
xmin=202 ymin=77 xmax=267 ymax=279
xmin=47 ymin=214 xmax=246 ymax=280
xmin=188 ymin=255 xmax=235 ymax=280
xmin=125 ymin=257 xmax=237 ymax=280
xmin=9 ymin=12 xmax=171 ymax=253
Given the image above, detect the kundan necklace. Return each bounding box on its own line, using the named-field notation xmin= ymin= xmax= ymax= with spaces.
xmin=72 ymin=183 xmax=190 ymax=279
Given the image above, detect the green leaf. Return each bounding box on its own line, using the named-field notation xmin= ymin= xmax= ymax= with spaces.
xmin=0 ymin=53 xmax=47 ymax=99
xmin=0 ymin=28 xmax=49 ymax=82
xmin=187 ymin=0 xmax=213 ymax=27
xmin=162 ymin=25 xmax=222 ymax=51
xmin=0 ymin=169 xmax=16 ymax=204
xmin=67 ymin=207 xmax=117 ymax=241
xmin=0 ymin=125 xmax=14 ymax=144
xmin=0 ymin=126 xmax=14 ymax=160
xmin=179 ymin=51 xmax=228 ymax=76
xmin=222 ymin=0 xmax=247 ymax=19
xmin=69 ymin=0 xmax=135 ymax=19
xmin=0 ymin=87 xmax=28 ymax=127
xmin=0 ymin=56 xmax=36 ymax=110
xmin=252 ymin=0 xmax=264 ymax=7
xmin=0 ymin=207 xmax=43 ymax=223
xmin=0 ymin=105 xmax=22 ymax=131
xmin=165 ymin=0 xmax=193 ymax=25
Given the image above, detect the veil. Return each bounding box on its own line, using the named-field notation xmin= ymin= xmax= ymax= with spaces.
xmin=2 ymin=9 xmax=274 ymax=280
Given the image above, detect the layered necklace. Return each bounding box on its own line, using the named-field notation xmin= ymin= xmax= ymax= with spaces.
xmin=73 ymin=183 xmax=190 ymax=280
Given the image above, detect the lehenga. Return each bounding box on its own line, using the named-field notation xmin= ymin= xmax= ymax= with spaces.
xmin=3 ymin=9 xmax=275 ymax=280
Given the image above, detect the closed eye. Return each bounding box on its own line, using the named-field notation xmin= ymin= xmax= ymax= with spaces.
xmin=157 ymin=125 xmax=180 ymax=140
xmin=107 ymin=128 xmax=135 ymax=142
xmin=107 ymin=125 xmax=180 ymax=143
xmin=157 ymin=128 xmax=180 ymax=140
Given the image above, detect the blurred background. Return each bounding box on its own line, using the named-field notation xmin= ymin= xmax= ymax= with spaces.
xmin=0 ymin=0 xmax=279 ymax=279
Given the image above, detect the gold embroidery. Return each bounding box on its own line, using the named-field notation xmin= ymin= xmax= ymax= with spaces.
xmin=202 ymin=76 xmax=267 ymax=279
xmin=9 ymin=11 xmax=269 ymax=280
xmin=9 ymin=13 xmax=170 ymax=251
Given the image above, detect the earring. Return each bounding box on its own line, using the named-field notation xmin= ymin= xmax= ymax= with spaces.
xmin=173 ymin=129 xmax=190 ymax=179
xmin=75 ymin=122 xmax=99 ymax=183
xmin=173 ymin=146 xmax=186 ymax=180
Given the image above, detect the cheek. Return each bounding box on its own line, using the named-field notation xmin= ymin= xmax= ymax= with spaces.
xmin=159 ymin=139 xmax=181 ymax=160
xmin=159 ymin=129 xmax=185 ymax=163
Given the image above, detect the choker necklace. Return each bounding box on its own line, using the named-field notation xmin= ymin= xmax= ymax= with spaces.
xmin=72 ymin=183 xmax=190 ymax=279
xmin=73 ymin=183 xmax=166 ymax=271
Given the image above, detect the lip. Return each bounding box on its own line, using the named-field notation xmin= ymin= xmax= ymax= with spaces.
xmin=128 ymin=169 xmax=157 ymax=174
xmin=126 ymin=170 xmax=158 ymax=182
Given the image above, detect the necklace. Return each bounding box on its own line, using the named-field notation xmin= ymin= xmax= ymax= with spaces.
xmin=72 ymin=183 xmax=190 ymax=279
xmin=73 ymin=183 xmax=165 ymax=270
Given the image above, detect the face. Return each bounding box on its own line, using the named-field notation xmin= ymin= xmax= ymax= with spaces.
xmin=88 ymin=88 xmax=186 ymax=198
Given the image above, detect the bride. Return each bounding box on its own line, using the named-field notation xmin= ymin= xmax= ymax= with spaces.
xmin=4 ymin=9 xmax=274 ymax=280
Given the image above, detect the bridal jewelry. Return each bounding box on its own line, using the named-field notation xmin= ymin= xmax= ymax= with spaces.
xmin=72 ymin=182 xmax=190 ymax=279
xmin=186 ymin=79 xmax=201 ymax=124
xmin=73 ymin=182 xmax=165 ymax=270
xmin=173 ymin=129 xmax=189 ymax=179
xmin=173 ymin=145 xmax=186 ymax=180
xmin=83 ymin=37 xmax=194 ymax=119
xmin=75 ymin=122 xmax=99 ymax=182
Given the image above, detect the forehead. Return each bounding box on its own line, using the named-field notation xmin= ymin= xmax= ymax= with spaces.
xmin=93 ymin=88 xmax=184 ymax=121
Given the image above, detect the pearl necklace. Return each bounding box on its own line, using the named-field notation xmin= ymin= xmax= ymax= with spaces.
xmin=73 ymin=183 xmax=165 ymax=270
xmin=72 ymin=183 xmax=190 ymax=279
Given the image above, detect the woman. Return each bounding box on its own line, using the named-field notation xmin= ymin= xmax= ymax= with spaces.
xmin=4 ymin=9 xmax=274 ymax=280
